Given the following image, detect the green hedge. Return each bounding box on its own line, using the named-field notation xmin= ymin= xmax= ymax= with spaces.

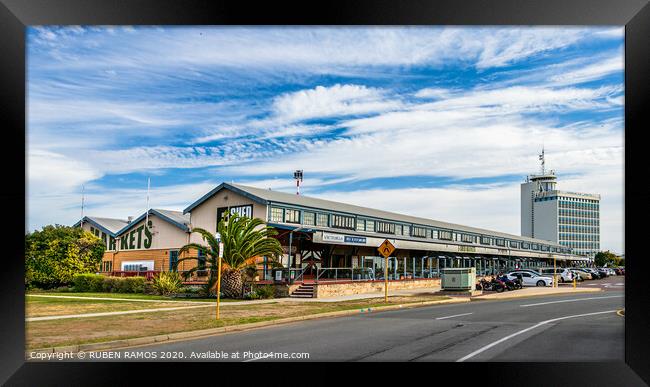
xmin=72 ymin=274 xmax=147 ymax=293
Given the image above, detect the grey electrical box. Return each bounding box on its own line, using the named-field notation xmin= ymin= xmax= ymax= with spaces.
xmin=441 ymin=267 xmax=476 ymax=290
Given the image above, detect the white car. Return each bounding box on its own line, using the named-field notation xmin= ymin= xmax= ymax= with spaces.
xmin=539 ymin=268 xmax=574 ymax=282
xmin=506 ymin=271 xmax=554 ymax=287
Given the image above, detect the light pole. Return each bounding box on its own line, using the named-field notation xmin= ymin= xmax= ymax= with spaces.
xmin=287 ymin=226 xmax=306 ymax=283
xmin=215 ymin=232 xmax=224 ymax=320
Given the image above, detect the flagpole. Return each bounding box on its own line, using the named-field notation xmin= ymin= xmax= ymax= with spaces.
xmin=145 ymin=177 xmax=150 ymax=226
xmin=80 ymin=185 xmax=85 ymax=228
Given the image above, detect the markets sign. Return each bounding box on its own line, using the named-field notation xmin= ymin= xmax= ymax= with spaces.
xmin=120 ymin=220 xmax=153 ymax=250
xmin=322 ymin=232 xmax=366 ymax=244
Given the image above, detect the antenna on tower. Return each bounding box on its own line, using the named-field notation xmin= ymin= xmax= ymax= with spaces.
xmin=145 ymin=177 xmax=151 ymax=226
xmin=538 ymin=146 xmax=545 ymax=175
xmin=80 ymin=185 xmax=85 ymax=228
xmin=293 ymin=170 xmax=303 ymax=195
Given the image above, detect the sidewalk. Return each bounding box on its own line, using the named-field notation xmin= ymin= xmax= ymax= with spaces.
xmin=280 ymin=286 xmax=442 ymax=303
xmin=472 ymin=286 xmax=602 ymax=300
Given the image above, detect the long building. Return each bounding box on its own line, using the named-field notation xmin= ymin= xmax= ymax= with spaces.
xmin=78 ymin=182 xmax=588 ymax=285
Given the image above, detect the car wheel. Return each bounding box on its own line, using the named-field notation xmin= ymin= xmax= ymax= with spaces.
xmin=536 ymin=280 xmax=545 ymax=287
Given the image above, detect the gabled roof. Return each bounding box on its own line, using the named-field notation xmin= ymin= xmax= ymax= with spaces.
xmin=115 ymin=208 xmax=191 ymax=236
xmin=186 ymin=182 xmax=564 ymax=247
xmin=73 ymin=216 xmax=129 ymax=237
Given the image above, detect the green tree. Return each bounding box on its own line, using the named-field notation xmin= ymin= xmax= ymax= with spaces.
xmin=594 ymin=250 xmax=619 ymax=267
xmin=25 ymin=225 xmax=106 ymax=289
xmin=175 ymin=213 xmax=283 ymax=298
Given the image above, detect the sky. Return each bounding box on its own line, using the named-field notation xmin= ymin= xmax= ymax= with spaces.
xmin=27 ymin=26 xmax=625 ymax=254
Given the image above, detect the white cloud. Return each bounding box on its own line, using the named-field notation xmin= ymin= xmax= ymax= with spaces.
xmin=550 ymin=56 xmax=624 ymax=86
xmin=272 ymin=84 xmax=401 ymax=122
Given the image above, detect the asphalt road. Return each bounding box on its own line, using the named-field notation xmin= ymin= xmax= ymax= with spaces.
xmin=91 ymin=286 xmax=624 ymax=362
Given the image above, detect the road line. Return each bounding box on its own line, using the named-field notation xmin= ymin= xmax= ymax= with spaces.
xmin=519 ymin=295 xmax=623 ymax=307
xmin=436 ymin=312 xmax=473 ymax=320
xmin=26 ymin=304 xmax=213 ymax=321
xmin=456 ymin=310 xmax=617 ymax=362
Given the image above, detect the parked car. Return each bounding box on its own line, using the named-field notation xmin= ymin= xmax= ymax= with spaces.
xmin=539 ymin=268 xmax=574 ymax=283
xmin=596 ymin=268 xmax=609 ymax=277
xmin=586 ymin=268 xmax=602 ymax=279
xmin=606 ymin=268 xmax=616 ymax=276
xmin=506 ymin=271 xmax=554 ymax=287
xmin=571 ymin=268 xmax=592 ymax=280
xmin=569 ymin=269 xmax=585 ymax=281
xmin=506 ymin=269 xmax=541 ymax=277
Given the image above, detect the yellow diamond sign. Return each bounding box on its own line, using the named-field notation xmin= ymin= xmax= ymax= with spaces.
xmin=378 ymin=239 xmax=396 ymax=258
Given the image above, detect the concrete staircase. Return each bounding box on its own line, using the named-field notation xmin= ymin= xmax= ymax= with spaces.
xmin=290 ymin=283 xmax=315 ymax=298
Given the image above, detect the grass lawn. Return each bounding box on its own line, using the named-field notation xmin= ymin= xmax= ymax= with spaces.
xmin=26 ymin=294 xmax=450 ymax=350
xmin=27 ymin=291 xmax=241 ymax=302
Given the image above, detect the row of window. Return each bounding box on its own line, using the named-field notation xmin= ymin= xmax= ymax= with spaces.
xmin=559 ymin=217 xmax=599 ymax=226
xmin=269 ymin=206 xmax=569 ymax=254
xmin=559 ymin=225 xmax=600 ymax=232
xmin=559 ymin=197 xmax=599 ymax=203
xmin=558 ymin=210 xmax=599 ymax=218
xmin=559 ymin=234 xmax=600 ymax=241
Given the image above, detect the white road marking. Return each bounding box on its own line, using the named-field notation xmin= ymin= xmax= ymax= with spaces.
xmin=456 ymin=310 xmax=617 ymax=362
xmin=519 ymin=295 xmax=624 ymax=307
xmin=436 ymin=312 xmax=473 ymax=320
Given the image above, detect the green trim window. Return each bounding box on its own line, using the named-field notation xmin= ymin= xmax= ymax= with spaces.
xmin=509 ymin=241 xmax=520 ymax=249
xmin=481 ymin=236 xmax=491 ymax=245
xmin=197 ymin=249 xmax=206 ymax=270
xmin=495 ymin=239 xmax=506 ymax=247
xmin=285 ymin=209 xmax=300 ymax=224
xmin=331 ymin=214 xmax=355 ymax=230
xmin=395 ymin=224 xmax=402 ymax=235
xmin=366 ymin=220 xmax=375 ymax=232
xmin=270 ymin=207 xmax=284 ymax=223
xmin=303 ymin=212 xmax=315 ymax=226
xmin=169 ymin=250 xmax=179 ymax=271
xmin=376 ymin=221 xmax=395 ymax=234
xmin=316 ymin=213 xmax=329 ymax=227
xmin=356 ymin=219 xmax=365 ymax=231
xmin=431 ymin=229 xmax=438 ymax=239
xmin=522 ymin=242 xmax=530 ymax=249
xmin=403 ymin=225 xmax=410 ymax=236
xmin=412 ymin=226 xmax=427 ymax=238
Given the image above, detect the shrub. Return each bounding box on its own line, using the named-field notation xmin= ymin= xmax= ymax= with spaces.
xmin=72 ymin=274 xmax=105 ymax=292
xmin=123 ymin=277 xmax=146 ymax=293
xmin=152 ymin=272 xmax=184 ymax=296
xmin=243 ymin=291 xmax=260 ymax=300
xmin=255 ymin=285 xmax=275 ymax=299
xmin=101 ymin=277 xmax=120 ymax=293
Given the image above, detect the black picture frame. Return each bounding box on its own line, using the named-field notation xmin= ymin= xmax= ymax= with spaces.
xmin=1 ymin=0 xmax=648 ymax=385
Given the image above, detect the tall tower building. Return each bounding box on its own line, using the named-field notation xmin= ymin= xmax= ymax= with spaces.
xmin=520 ymin=149 xmax=601 ymax=259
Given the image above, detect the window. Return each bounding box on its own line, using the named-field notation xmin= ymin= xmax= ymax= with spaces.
xmin=412 ymin=226 xmax=427 ymax=238
xmin=285 ymin=209 xmax=300 ymax=224
xmin=522 ymin=242 xmax=530 ymax=249
xmin=270 ymin=207 xmax=284 ymax=223
xmin=376 ymin=221 xmax=395 ymax=234
xmin=403 ymin=225 xmax=410 ymax=236
xmin=366 ymin=220 xmax=375 ymax=232
xmin=356 ymin=219 xmax=365 ymax=231
xmin=461 ymin=234 xmax=475 ymax=243
xmin=303 ymin=212 xmax=315 ymax=226
xmin=169 ymin=250 xmax=179 ymax=271
xmin=541 ymin=245 xmax=550 ymax=252
xmin=495 ymin=239 xmax=505 ymax=247
xmin=509 ymin=241 xmax=520 ymax=249
xmin=331 ymin=214 xmax=355 ymax=230
xmin=198 ymin=249 xmax=206 ymax=270
xmin=438 ymin=230 xmax=452 ymax=240
xmin=316 ymin=213 xmax=329 ymax=227
xmin=481 ymin=236 xmax=491 ymax=245
xmin=395 ymin=224 xmax=402 ymax=235
xmin=532 ymin=244 xmax=540 ymax=250
xmin=431 ymin=229 xmax=438 ymax=239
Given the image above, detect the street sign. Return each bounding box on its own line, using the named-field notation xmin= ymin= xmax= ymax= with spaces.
xmin=378 ymin=239 xmax=396 ymax=258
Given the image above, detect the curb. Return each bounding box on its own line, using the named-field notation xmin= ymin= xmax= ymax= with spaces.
xmin=27 ymin=297 xmax=469 ymax=355
xmin=470 ymin=288 xmax=602 ymax=301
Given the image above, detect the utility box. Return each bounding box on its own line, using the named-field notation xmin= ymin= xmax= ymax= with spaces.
xmin=441 ymin=267 xmax=476 ymax=290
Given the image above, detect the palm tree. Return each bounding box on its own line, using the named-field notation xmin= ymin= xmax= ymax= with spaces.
xmin=175 ymin=213 xmax=284 ymax=298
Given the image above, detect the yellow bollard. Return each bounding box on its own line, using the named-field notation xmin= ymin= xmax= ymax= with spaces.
xmin=573 ymin=277 xmax=576 ymax=289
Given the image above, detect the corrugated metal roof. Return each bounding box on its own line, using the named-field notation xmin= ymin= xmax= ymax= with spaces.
xmin=114 ymin=208 xmax=191 ymax=236
xmin=84 ymin=217 xmax=129 ymax=234
xmin=154 ymin=208 xmax=191 ymax=227
xmin=229 ymin=183 xmax=563 ymax=247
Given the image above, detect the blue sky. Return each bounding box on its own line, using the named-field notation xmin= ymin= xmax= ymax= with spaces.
xmin=27 ymin=26 xmax=625 ymax=253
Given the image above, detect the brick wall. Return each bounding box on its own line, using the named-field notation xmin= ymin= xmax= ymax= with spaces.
xmin=102 ymin=248 xmax=200 ymax=272
xmin=313 ymin=278 xmax=441 ymax=298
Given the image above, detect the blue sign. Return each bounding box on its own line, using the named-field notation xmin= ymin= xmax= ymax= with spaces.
xmin=344 ymin=236 xmax=367 ymax=244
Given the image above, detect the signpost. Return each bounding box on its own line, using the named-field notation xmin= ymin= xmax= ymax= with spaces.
xmin=378 ymin=239 xmax=396 ymax=303
xmin=216 ymin=241 xmax=224 ymax=319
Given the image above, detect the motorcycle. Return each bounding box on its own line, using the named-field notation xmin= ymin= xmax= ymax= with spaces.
xmin=489 ymin=277 xmax=506 ymax=292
